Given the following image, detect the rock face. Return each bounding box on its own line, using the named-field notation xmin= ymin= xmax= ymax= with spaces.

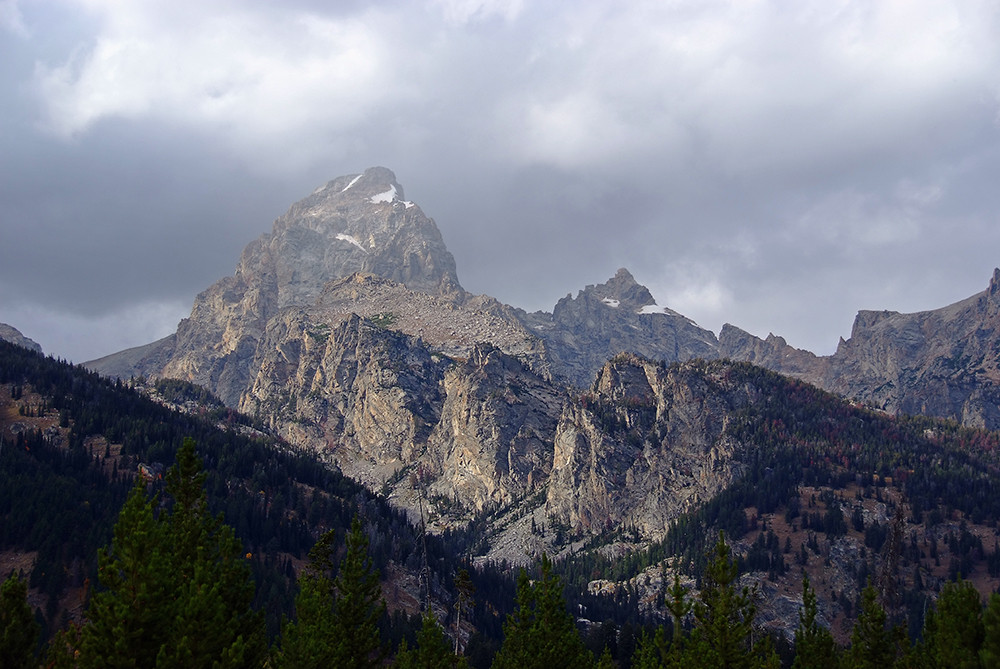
xmin=546 ymin=355 xmax=748 ymax=538
xmin=242 ymin=313 xmax=753 ymax=552
xmin=0 ymin=324 xmax=42 ymax=354
xmin=90 ymin=167 xmax=469 ymax=405
xmin=82 ymin=166 xmax=1000 ymax=557
xmin=517 ymin=268 xmax=720 ymax=388
xmin=718 ymin=269 xmax=1000 ymax=430
xmin=239 ymin=308 xmax=564 ymax=522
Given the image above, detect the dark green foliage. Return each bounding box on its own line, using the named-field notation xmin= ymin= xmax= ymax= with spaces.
xmin=395 ymin=611 xmax=466 ymax=669
xmin=982 ymin=593 xmax=1000 ymax=668
xmin=630 ymin=534 xmax=779 ymax=669
xmin=920 ymin=578 xmax=985 ymax=669
xmin=492 ymin=554 xmax=595 ymax=669
xmin=78 ymin=479 xmax=172 ymax=668
xmin=0 ymin=571 xmax=39 ymax=669
xmin=78 ymin=440 xmax=266 ymax=667
xmin=792 ymin=574 xmax=837 ymax=669
xmin=156 ymin=438 xmax=266 ymax=667
xmin=275 ymin=529 xmax=338 ymax=668
xmin=687 ymin=533 xmax=779 ymax=669
xmin=844 ymin=584 xmax=902 ymax=669
xmin=331 ymin=516 xmax=386 ymax=668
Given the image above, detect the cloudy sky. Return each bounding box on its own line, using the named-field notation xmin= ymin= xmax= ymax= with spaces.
xmin=2 ymin=0 xmax=999 ymax=363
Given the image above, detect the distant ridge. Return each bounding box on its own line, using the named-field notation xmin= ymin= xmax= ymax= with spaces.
xmin=0 ymin=323 xmax=42 ymax=354
xmin=86 ymin=167 xmax=1000 ymax=432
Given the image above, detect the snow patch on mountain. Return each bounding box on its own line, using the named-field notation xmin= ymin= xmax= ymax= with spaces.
xmin=370 ymin=185 xmax=397 ymax=203
xmin=336 ymin=233 xmax=368 ymax=253
xmin=341 ymin=174 xmax=364 ymax=192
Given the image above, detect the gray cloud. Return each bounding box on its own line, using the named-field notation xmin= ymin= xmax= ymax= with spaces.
xmin=2 ymin=0 xmax=999 ymax=361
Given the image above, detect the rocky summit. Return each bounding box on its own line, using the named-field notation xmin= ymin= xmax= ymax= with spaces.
xmin=0 ymin=323 xmax=41 ymax=354
xmin=84 ymin=167 xmax=1000 ymax=559
xmin=717 ymin=269 xmax=1000 ymax=430
xmin=516 ymin=268 xmax=719 ymax=388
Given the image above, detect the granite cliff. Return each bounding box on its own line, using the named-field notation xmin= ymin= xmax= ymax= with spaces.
xmin=0 ymin=323 xmax=41 ymax=354
xmin=84 ymin=167 xmax=1000 ymax=554
xmin=718 ymin=269 xmax=1000 ymax=430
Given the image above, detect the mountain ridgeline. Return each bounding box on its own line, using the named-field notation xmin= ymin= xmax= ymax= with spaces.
xmin=7 ymin=167 xmax=1000 ymax=660
xmin=81 ymin=167 xmax=1000 ymax=553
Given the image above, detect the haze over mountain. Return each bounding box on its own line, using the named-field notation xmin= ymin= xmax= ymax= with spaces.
xmin=9 ymin=168 xmax=1000 ymax=656
xmin=88 ymin=167 xmax=1000 ymax=434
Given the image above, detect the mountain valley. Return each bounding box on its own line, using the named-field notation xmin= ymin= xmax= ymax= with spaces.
xmin=5 ymin=167 xmax=1000 ymax=663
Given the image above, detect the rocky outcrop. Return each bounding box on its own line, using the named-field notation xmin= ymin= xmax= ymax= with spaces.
xmin=718 ymin=269 xmax=1000 ymax=429
xmin=88 ymin=167 xmax=471 ymax=405
xmin=239 ymin=310 xmax=564 ymax=521
xmin=0 ymin=323 xmax=42 ymax=354
xmin=517 ymin=268 xmax=720 ymax=388
xmin=312 ymin=273 xmax=547 ymax=372
xmin=546 ymin=355 xmax=748 ymax=538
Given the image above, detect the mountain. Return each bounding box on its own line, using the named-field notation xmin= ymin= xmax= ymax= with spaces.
xmin=82 ymin=167 xmax=1000 ymax=542
xmin=515 ymin=268 xmax=719 ymax=388
xmin=0 ymin=323 xmax=41 ymax=354
xmin=88 ymin=167 xmax=477 ymax=405
xmin=15 ymin=334 xmax=1000 ymax=654
xmin=718 ymin=269 xmax=1000 ymax=430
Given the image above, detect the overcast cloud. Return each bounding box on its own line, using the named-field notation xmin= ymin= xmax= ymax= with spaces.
xmin=2 ymin=0 xmax=999 ymax=362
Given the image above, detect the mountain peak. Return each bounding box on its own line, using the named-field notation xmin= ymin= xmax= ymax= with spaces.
xmin=245 ymin=167 xmax=463 ymax=309
xmin=0 ymin=323 xmax=42 ymax=354
xmin=591 ymin=267 xmax=655 ymax=309
xmin=317 ymin=166 xmax=405 ymax=203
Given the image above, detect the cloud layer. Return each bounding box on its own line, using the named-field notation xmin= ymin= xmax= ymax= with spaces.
xmin=2 ymin=0 xmax=999 ymax=361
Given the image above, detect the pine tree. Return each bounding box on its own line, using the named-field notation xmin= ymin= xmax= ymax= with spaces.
xmin=0 ymin=571 xmax=40 ymax=669
xmin=982 ymin=592 xmax=1000 ymax=668
xmin=792 ymin=574 xmax=837 ymax=669
xmin=331 ymin=515 xmax=386 ymax=669
xmin=78 ymin=438 xmax=265 ymax=668
xmin=453 ymin=568 xmax=475 ymax=655
xmin=394 ymin=611 xmax=465 ymax=669
xmin=663 ymin=570 xmax=693 ymax=668
xmin=689 ymin=532 xmax=778 ymax=669
xmin=632 ymin=628 xmax=668 ymax=669
xmin=844 ymin=583 xmax=901 ymax=669
xmin=492 ymin=554 xmax=595 ymax=669
xmin=78 ymin=478 xmax=171 ymax=669
xmin=156 ymin=438 xmax=265 ymax=668
xmin=922 ymin=578 xmax=984 ymax=669
xmin=276 ymin=529 xmax=338 ymax=669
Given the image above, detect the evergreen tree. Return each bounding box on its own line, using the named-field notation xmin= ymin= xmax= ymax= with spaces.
xmin=0 ymin=571 xmax=40 ymax=669
xmin=78 ymin=438 xmax=265 ymax=668
xmin=331 ymin=515 xmax=386 ymax=669
xmin=395 ymin=611 xmax=465 ymax=669
xmin=492 ymin=554 xmax=595 ymax=669
xmin=632 ymin=629 xmax=668 ymax=669
xmin=922 ymin=578 xmax=984 ymax=669
xmin=78 ymin=478 xmax=172 ymax=669
xmin=792 ymin=574 xmax=837 ymax=669
xmin=43 ymin=624 xmax=81 ymax=669
xmin=663 ymin=570 xmax=693 ymax=668
xmin=688 ymin=532 xmax=778 ymax=669
xmin=844 ymin=584 xmax=901 ymax=669
xmin=275 ymin=529 xmax=338 ymax=669
xmin=156 ymin=438 xmax=265 ymax=668
xmin=453 ymin=568 xmax=475 ymax=655
xmin=982 ymin=592 xmax=1000 ymax=668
